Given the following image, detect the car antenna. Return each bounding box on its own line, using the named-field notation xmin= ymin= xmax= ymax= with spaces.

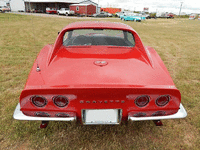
xmin=30 ymin=15 xmax=41 ymax=72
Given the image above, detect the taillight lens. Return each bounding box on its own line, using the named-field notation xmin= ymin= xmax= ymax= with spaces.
xmin=53 ymin=95 xmax=68 ymax=107
xmin=156 ymin=95 xmax=170 ymax=107
xmin=135 ymin=95 xmax=150 ymax=107
xmin=31 ymin=95 xmax=47 ymax=107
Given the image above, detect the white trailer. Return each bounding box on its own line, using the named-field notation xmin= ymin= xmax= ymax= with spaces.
xmin=10 ymin=0 xmax=25 ymax=12
xmin=156 ymin=12 xmax=174 ymax=19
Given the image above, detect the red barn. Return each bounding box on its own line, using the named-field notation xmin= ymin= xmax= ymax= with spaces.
xmin=70 ymin=4 xmax=96 ymax=16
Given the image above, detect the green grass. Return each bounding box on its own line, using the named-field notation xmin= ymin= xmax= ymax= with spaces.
xmin=0 ymin=13 xmax=200 ymax=150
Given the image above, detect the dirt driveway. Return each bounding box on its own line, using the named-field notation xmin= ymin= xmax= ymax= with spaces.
xmin=9 ymin=12 xmax=119 ymax=20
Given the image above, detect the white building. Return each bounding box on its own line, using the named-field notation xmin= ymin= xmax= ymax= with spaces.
xmin=4 ymin=0 xmax=99 ymax=13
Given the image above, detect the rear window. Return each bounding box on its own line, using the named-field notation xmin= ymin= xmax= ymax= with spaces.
xmin=63 ymin=29 xmax=135 ymax=47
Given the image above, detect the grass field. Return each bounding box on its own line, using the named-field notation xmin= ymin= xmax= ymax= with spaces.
xmin=0 ymin=13 xmax=200 ymax=150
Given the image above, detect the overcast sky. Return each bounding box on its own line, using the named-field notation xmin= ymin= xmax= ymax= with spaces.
xmin=0 ymin=0 xmax=199 ymax=14
xmin=93 ymin=0 xmax=200 ymax=14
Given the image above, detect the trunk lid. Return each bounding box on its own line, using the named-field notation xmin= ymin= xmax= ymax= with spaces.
xmin=41 ymin=46 xmax=174 ymax=87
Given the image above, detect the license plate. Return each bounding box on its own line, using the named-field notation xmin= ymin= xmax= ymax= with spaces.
xmin=82 ymin=109 xmax=122 ymax=125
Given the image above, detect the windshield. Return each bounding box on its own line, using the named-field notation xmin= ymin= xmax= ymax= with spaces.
xmin=63 ymin=29 xmax=135 ymax=47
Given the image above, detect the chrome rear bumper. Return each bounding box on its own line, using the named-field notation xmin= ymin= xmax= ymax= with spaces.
xmin=128 ymin=103 xmax=187 ymax=121
xmin=13 ymin=103 xmax=187 ymax=122
xmin=13 ymin=103 xmax=76 ymax=121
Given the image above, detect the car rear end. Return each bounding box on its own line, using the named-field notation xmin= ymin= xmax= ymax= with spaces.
xmin=189 ymin=15 xmax=195 ymax=20
xmin=0 ymin=6 xmax=11 ymax=12
xmin=46 ymin=7 xmax=57 ymax=14
xmin=14 ymin=86 xmax=186 ymax=125
xmin=68 ymin=10 xmax=75 ymax=15
xmin=13 ymin=21 xmax=187 ymax=127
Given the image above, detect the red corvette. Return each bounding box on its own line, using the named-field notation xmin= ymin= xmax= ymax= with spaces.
xmin=13 ymin=21 xmax=187 ymax=128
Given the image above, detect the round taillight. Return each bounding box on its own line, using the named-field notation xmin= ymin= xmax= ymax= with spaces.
xmin=156 ymin=95 xmax=170 ymax=107
xmin=31 ymin=95 xmax=47 ymax=107
xmin=53 ymin=95 xmax=68 ymax=107
xmin=135 ymin=95 xmax=150 ymax=107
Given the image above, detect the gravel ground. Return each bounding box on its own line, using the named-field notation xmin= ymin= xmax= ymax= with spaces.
xmin=8 ymin=12 xmax=119 ymax=20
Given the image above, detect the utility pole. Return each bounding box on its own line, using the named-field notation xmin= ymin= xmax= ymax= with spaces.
xmin=98 ymin=0 xmax=99 ymax=13
xmin=179 ymin=2 xmax=183 ymax=16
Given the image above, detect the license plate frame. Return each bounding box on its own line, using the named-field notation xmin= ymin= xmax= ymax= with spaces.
xmin=82 ymin=109 xmax=122 ymax=125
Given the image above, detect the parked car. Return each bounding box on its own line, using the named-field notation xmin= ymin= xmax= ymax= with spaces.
xmin=46 ymin=7 xmax=57 ymax=14
xmin=57 ymin=8 xmax=75 ymax=16
xmin=189 ymin=15 xmax=195 ymax=20
xmin=138 ymin=14 xmax=146 ymax=20
xmin=93 ymin=12 xmax=110 ymax=17
xmin=13 ymin=21 xmax=187 ymax=128
xmin=119 ymin=13 xmax=136 ymax=19
xmin=106 ymin=12 xmax=113 ymax=17
xmin=198 ymin=15 xmax=200 ymax=20
xmin=116 ymin=12 xmax=124 ymax=17
xmin=121 ymin=14 xmax=142 ymax=22
xmin=33 ymin=9 xmax=43 ymax=13
xmin=0 ymin=6 xmax=11 ymax=12
xmin=156 ymin=12 xmax=174 ymax=19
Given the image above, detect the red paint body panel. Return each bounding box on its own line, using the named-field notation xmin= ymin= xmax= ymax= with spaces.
xmin=19 ymin=21 xmax=182 ymax=123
